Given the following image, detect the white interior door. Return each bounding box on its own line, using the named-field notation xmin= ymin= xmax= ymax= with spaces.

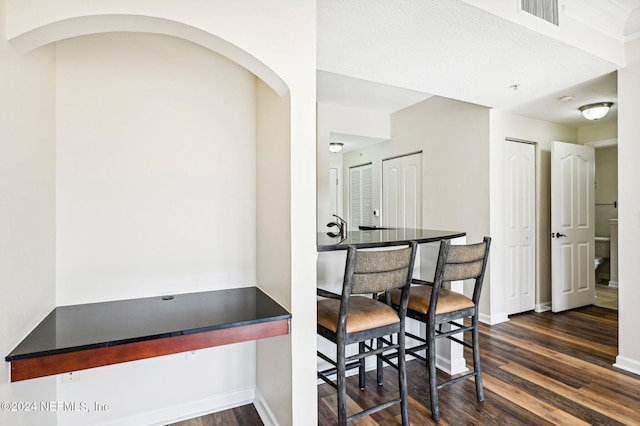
xmin=506 ymin=140 xmax=536 ymax=314
xmin=382 ymin=153 xmax=422 ymax=228
xmin=551 ymin=141 xmax=595 ymax=312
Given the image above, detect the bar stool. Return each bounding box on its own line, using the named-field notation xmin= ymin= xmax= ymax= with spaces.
xmin=317 ymin=241 xmax=417 ymax=426
xmin=383 ymin=237 xmax=491 ymax=421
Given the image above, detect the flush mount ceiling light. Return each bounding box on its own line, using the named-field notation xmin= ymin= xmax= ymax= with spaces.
xmin=579 ymin=102 xmax=613 ymax=120
xmin=329 ymin=142 xmax=344 ymax=153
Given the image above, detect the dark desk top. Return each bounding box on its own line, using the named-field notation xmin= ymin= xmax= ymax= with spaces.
xmin=317 ymin=228 xmax=466 ymax=252
xmin=6 ymin=287 xmax=291 ymax=361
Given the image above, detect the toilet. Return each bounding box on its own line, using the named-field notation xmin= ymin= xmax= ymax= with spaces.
xmin=594 ymin=236 xmax=611 ymax=277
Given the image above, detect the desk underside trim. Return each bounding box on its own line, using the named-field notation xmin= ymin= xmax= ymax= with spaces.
xmin=10 ymin=319 xmax=289 ymax=382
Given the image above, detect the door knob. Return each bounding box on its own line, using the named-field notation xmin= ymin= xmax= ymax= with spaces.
xmin=555 ymin=232 xmax=567 ymax=238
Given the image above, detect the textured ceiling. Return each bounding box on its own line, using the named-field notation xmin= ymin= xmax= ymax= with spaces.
xmin=317 ymin=0 xmax=629 ymax=128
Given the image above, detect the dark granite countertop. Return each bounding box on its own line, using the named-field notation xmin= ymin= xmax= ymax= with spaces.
xmin=317 ymin=228 xmax=466 ymax=252
xmin=6 ymin=287 xmax=291 ymax=361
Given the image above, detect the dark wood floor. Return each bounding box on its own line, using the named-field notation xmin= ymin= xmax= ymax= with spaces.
xmin=167 ymin=403 xmax=262 ymax=426
xmin=172 ymin=305 xmax=640 ymax=425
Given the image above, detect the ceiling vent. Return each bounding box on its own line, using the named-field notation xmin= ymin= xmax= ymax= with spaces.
xmin=521 ymin=0 xmax=559 ymax=26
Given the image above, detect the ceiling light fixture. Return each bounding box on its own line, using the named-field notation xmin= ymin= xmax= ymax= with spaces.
xmin=579 ymin=102 xmax=613 ymax=121
xmin=329 ymin=142 xmax=344 ymax=153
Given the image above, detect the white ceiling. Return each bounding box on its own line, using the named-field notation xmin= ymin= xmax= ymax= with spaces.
xmin=317 ymin=0 xmax=637 ymax=138
xmin=317 ymin=71 xmax=432 ymax=114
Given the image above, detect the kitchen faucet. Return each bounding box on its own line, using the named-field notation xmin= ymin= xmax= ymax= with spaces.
xmin=326 ymin=214 xmax=347 ymax=239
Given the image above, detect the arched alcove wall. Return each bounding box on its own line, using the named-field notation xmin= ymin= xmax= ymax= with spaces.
xmin=8 ymin=14 xmax=289 ymax=97
xmin=1 ymin=2 xmax=317 ymax=426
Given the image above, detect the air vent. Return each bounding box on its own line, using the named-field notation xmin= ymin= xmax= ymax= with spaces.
xmin=521 ymin=0 xmax=559 ymax=26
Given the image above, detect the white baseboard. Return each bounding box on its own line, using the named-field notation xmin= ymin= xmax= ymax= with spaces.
xmin=254 ymin=388 xmax=280 ymax=426
xmin=613 ymin=356 xmax=640 ymax=376
xmin=436 ymin=354 xmax=469 ymax=376
xmin=96 ymin=387 xmax=255 ymax=426
xmin=608 ymin=280 xmax=618 ymax=288
xmin=479 ymin=312 xmax=509 ymax=325
xmin=535 ymin=302 xmax=551 ymax=313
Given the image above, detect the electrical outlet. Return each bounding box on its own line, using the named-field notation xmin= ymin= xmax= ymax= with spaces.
xmin=186 ymin=350 xmax=198 ymax=359
xmin=61 ymin=372 xmax=79 ymax=384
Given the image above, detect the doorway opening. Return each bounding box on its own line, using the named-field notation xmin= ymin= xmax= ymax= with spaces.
xmin=591 ymin=141 xmax=618 ymax=310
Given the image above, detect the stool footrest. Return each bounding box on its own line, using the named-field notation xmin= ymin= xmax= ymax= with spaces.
xmin=347 ymin=397 xmax=403 ymax=423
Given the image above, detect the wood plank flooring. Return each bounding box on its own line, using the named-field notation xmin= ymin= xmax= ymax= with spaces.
xmin=167 ymin=403 xmax=262 ymax=426
xmin=595 ymin=283 xmax=618 ymax=310
xmin=169 ymin=305 xmax=639 ymax=425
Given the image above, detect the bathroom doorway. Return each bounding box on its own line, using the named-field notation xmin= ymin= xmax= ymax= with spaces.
xmin=592 ymin=141 xmax=618 ymax=310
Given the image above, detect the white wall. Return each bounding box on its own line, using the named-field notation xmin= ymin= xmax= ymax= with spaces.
xmin=489 ymin=111 xmax=577 ymax=318
xmin=55 ymin=32 xmax=257 ymax=304
xmin=390 ymin=97 xmax=490 ymax=243
xmin=58 ymin=343 xmax=257 ymax=426
xmin=615 ymin=37 xmax=640 ymax=375
xmin=594 ymin=146 xmax=618 ymax=237
xmin=577 ymin=120 xmax=617 ymax=144
xmin=0 ymin=1 xmax=57 ymax=425
xmin=316 ymin=103 xmax=390 ymax=231
xmin=391 ymin=97 xmax=491 ymax=311
xmin=578 ymin=122 xmax=618 ymax=276
xmin=255 ymin=79 xmax=293 ymax=424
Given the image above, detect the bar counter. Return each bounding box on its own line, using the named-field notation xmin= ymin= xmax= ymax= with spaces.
xmin=317 ymin=228 xmax=466 ymax=251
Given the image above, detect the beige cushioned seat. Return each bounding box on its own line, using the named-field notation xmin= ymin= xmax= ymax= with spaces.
xmin=317 ymin=296 xmax=400 ymax=333
xmin=386 ymin=285 xmax=474 ymax=315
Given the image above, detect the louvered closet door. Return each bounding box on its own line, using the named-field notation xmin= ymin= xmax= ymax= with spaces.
xmin=382 ymin=153 xmax=422 ymax=229
xmin=349 ymin=164 xmax=373 ymax=229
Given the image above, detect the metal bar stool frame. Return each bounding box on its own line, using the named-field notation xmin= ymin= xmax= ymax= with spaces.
xmin=317 ymin=241 xmax=418 ymax=426
xmin=382 ymin=237 xmax=491 ymax=421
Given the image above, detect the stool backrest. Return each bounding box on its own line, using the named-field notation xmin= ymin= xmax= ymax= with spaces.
xmin=346 ymin=243 xmax=417 ymax=295
xmin=434 ymin=237 xmax=491 ymax=306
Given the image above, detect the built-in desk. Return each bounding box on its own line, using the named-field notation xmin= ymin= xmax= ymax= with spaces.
xmin=6 ymin=287 xmax=291 ymax=382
